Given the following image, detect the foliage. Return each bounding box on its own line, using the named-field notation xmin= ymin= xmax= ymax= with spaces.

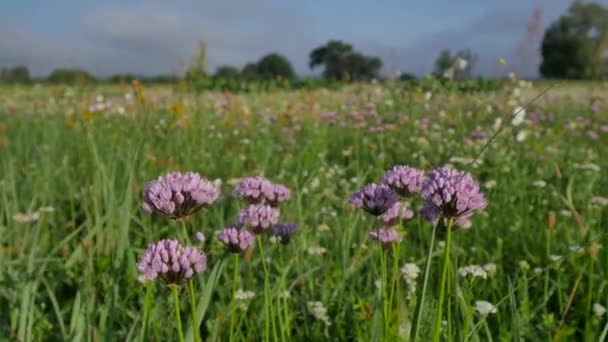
xmin=540 ymin=1 xmax=608 ymax=79
xmin=213 ymin=66 xmax=241 ymax=80
xmin=309 ymin=40 xmax=383 ymax=81
xmin=433 ymin=49 xmax=477 ymax=80
xmin=255 ymin=53 xmax=296 ymax=81
xmin=0 ymin=66 xmax=31 ymax=84
xmin=47 ymin=68 xmax=95 ymax=84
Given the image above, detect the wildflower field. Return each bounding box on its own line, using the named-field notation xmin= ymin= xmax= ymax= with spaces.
xmin=1 ymin=79 xmax=607 ymax=341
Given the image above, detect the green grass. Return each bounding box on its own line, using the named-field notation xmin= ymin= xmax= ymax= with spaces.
xmin=0 ymin=81 xmax=607 ymax=341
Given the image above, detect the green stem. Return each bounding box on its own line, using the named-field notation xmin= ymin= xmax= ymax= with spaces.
xmin=188 ymin=279 xmax=200 ymax=342
xmin=229 ymin=255 xmax=239 ymax=342
xmin=172 ymin=286 xmax=185 ymax=342
xmin=181 ymin=220 xmax=189 ymax=243
xmin=257 ymin=235 xmax=270 ymax=341
xmin=280 ymin=248 xmax=291 ymax=339
xmin=380 ymin=247 xmax=389 ymax=337
xmin=433 ymin=219 xmax=453 ymax=342
xmin=141 ymin=285 xmax=152 ymax=342
xmin=584 ymin=258 xmax=594 ymax=338
xmin=410 ymin=221 xmax=438 ymax=342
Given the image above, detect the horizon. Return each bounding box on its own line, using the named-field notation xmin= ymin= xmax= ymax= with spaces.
xmin=2 ymin=0 xmax=607 ymax=78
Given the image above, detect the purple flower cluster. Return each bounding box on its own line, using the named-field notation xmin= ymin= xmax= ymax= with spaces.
xmin=233 ymin=176 xmax=290 ymax=205
xmin=217 ymin=226 xmax=256 ymax=253
xmin=219 ymin=176 xmax=296 ymax=252
xmin=369 ymin=228 xmax=400 ymax=250
xmin=378 ymin=202 xmax=414 ymax=226
xmin=237 ymin=204 xmax=280 ymax=234
xmin=381 ymin=165 xmax=424 ymax=197
xmin=142 ymin=171 xmax=221 ymax=219
xmin=350 ymin=183 xmax=399 ymax=216
xmin=351 ymin=166 xmax=423 ymax=249
xmin=420 ymin=167 xmax=487 ymax=229
xmin=136 ymin=239 xmax=207 ymax=285
xmin=272 ymin=223 xmax=298 ymax=244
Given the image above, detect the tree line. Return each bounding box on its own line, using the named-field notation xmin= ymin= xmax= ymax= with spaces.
xmin=1 ymin=1 xmax=607 ymax=85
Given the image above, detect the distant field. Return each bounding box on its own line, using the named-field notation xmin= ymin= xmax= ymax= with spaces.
xmin=1 ymin=80 xmax=607 ymax=341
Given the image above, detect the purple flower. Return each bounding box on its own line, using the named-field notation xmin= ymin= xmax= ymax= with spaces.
xmin=369 ymin=228 xmax=400 ymax=249
xmin=587 ymin=130 xmax=599 ymax=140
xmin=136 ymin=239 xmax=207 ymax=285
xmin=420 ymin=167 xmax=487 ymax=229
xmin=381 ymin=165 xmax=425 ymax=197
xmin=268 ymin=184 xmax=291 ymax=206
xmin=272 ymin=223 xmax=298 ymax=244
xmin=141 ymin=171 xmax=220 ymax=219
xmin=237 ymin=204 xmax=280 ymax=234
xmin=350 ymin=183 xmax=399 ymax=216
xmin=233 ymin=177 xmax=274 ymax=204
xmin=217 ymin=226 xmax=256 ymax=253
xmin=320 ymin=112 xmax=340 ymax=125
xmin=378 ymin=202 xmax=414 ymax=226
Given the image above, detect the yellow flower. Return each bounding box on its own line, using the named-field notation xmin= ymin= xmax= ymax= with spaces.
xmin=83 ymin=111 xmax=94 ymax=121
xmin=172 ymin=103 xmax=184 ymax=118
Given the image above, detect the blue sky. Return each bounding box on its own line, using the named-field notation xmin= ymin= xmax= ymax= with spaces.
xmin=1 ymin=0 xmax=606 ymax=77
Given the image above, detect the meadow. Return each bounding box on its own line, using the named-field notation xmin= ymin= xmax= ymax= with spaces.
xmin=1 ymin=78 xmax=607 ymax=341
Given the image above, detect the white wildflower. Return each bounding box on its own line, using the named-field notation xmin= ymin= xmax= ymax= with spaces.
xmin=532 ymin=180 xmax=547 ymax=188
xmin=574 ymin=163 xmax=600 ymax=172
xmin=593 ymin=303 xmax=606 ymax=317
xmin=483 ymin=263 xmax=497 ymax=276
xmin=549 ymin=255 xmax=564 ymax=262
xmin=308 ymin=301 xmax=331 ymax=326
xmin=534 ymin=267 xmax=543 ymax=275
xmin=590 ymin=197 xmax=608 ymax=207
xmin=512 ymin=106 xmax=526 ymax=126
xmin=568 ymin=245 xmax=584 ymax=254
xmin=195 ymin=232 xmax=206 ymax=243
xmin=484 ymin=180 xmax=497 ymax=189
xmin=13 ymin=211 xmax=41 ymax=223
xmin=458 ymin=265 xmax=488 ymax=279
xmin=516 ymin=130 xmax=528 ymax=142
xmin=317 ymin=224 xmax=330 ymax=232
xmin=474 ymin=300 xmax=497 ymax=315
xmin=38 ymin=206 xmax=55 ymax=213
xmin=493 ymin=117 xmax=502 ymax=131
xmin=307 ymin=246 xmax=326 ymax=256
xmin=401 ymin=263 xmax=420 ymax=298
xmin=235 ymin=289 xmax=255 ymax=301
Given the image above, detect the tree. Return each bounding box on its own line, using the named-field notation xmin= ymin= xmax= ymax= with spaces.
xmin=399 ymin=72 xmax=417 ymax=81
xmin=214 ymin=66 xmax=240 ymax=80
xmin=540 ymin=1 xmax=608 ymax=79
xmin=48 ymin=68 xmax=95 ymax=84
xmin=240 ymin=63 xmax=260 ymax=81
xmin=309 ymin=40 xmax=383 ymax=81
xmin=255 ymin=53 xmax=295 ymax=80
xmin=433 ymin=49 xmax=477 ymax=80
xmin=0 ymin=66 xmax=31 ymax=83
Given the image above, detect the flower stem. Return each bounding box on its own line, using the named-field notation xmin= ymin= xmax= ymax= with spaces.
xmin=140 ymin=285 xmax=152 ymax=342
xmin=181 ymin=220 xmax=189 ymax=243
xmin=188 ymin=279 xmax=200 ymax=342
xmin=410 ymin=221 xmax=438 ymax=342
xmin=257 ymin=236 xmax=276 ymax=342
xmin=433 ymin=219 xmax=453 ymax=342
xmin=229 ymin=255 xmax=239 ymax=342
xmin=172 ymin=286 xmax=185 ymax=342
xmin=379 ymin=247 xmax=389 ymax=337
